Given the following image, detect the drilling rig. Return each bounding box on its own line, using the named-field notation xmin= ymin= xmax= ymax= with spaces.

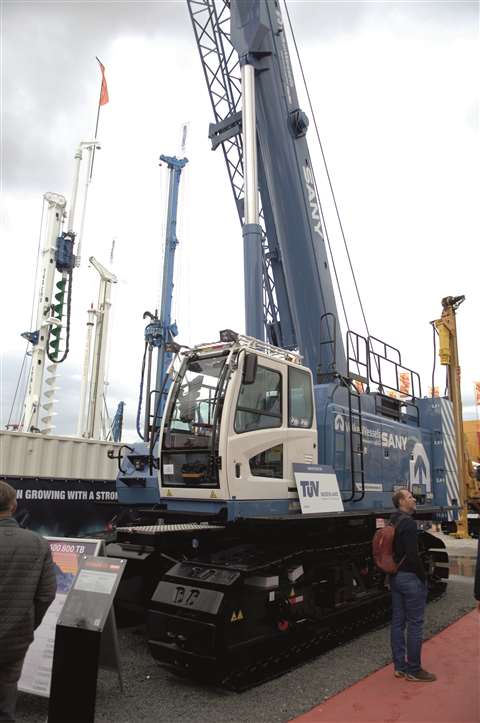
xmin=434 ymin=296 xmax=480 ymax=538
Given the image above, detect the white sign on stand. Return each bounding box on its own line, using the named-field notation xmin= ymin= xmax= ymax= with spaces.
xmin=18 ymin=537 xmax=102 ymax=698
xmin=293 ymin=464 xmax=344 ymax=514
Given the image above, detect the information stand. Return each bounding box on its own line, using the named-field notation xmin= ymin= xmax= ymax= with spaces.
xmin=47 ymin=556 xmax=126 ymax=723
xmin=18 ymin=537 xmax=102 ymax=698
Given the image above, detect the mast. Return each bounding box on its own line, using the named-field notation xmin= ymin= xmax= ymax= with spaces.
xmin=434 ymin=295 xmax=479 ymax=538
xmin=80 ymin=257 xmax=117 ymax=439
xmin=21 ymin=193 xmax=66 ymax=432
xmin=152 ymin=154 xmax=188 ymax=426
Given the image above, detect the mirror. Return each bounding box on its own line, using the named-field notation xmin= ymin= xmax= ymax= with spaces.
xmin=242 ymin=353 xmax=258 ymax=385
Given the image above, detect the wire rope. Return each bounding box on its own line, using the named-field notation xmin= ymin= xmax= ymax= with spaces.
xmin=136 ymin=342 xmax=148 ymax=440
xmin=7 ymin=196 xmax=46 ymax=426
xmin=6 ymin=351 xmax=28 ymax=428
xmin=284 ymin=0 xmax=382 ymax=382
xmin=283 ymin=0 xmax=372 ymax=340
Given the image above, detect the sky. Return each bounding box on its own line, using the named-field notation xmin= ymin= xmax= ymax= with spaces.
xmin=1 ymin=0 xmax=478 ymax=441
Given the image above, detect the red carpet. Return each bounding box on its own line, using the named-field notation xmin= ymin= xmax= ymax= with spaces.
xmin=292 ymin=610 xmax=479 ymax=723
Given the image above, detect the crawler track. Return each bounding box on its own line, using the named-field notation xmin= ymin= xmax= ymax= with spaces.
xmin=221 ymin=582 xmax=446 ymax=691
xmin=147 ymin=529 xmax=448 ymax=690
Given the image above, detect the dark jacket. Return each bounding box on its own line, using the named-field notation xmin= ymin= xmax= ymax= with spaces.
xmin=390 ymin=511 xmax=426 ymax=582
xmin=0 ymin=517 xmax=57 ymax=663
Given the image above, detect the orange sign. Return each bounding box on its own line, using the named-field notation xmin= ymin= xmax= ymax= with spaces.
xmin=399 ymin=372 xmax=411 ymax=395
xmin=475 ymin=381 xmax=480 ymax=406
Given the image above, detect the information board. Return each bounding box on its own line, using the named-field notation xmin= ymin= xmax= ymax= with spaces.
xmin=59 ymin=556 xmax=125 ymax=632
xmin=47 ymin=557 xmax=126 ymax=723
xmin=293 ymin=464 xmax=344 ymax=514
xmin=18 ymin=537 xmax=102 ymax=698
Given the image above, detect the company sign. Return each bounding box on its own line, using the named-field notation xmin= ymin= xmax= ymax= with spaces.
xmin=409 ymin=441 xmax=432 ymax=493
xmin=334 ymin=414 xmax=408 ymax=450
xmin=293 ymin=463 xmax=344 ymax=514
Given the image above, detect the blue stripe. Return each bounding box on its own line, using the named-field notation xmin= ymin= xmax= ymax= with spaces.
xmin=165 ymin=497 xmax=292 ymax=521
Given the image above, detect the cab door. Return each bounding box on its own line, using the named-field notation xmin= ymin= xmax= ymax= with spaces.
xmin=224 ymin=352 xmax=317 ymax=506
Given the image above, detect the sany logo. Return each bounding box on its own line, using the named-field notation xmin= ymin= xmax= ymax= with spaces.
xmin=334 ymin=413 xmax=407 ymax=450
xmin=410 ymin=441 xmax=431 ymax=492
xmin=303 ymin=164 xmax=323 ymax=237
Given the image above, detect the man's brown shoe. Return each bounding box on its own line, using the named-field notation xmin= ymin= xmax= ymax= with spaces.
xmin=406 ymin=669 xmax=437 ymax=682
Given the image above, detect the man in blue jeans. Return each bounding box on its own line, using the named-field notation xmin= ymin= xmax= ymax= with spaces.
xmin=389 ymin=488 xmax=437 ymax=682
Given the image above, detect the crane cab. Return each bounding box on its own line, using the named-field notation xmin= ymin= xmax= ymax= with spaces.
xmin=158 ymin=333 xmax=317 ymax=519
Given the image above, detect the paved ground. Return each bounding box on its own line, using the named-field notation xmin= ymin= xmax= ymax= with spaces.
xmin=294 ymin=609 xmax=479 ymax=723
xmin=16 ymin=574 xmax=477 ymax=723
xmin=431 ymin=530 xmax=478 ymax=558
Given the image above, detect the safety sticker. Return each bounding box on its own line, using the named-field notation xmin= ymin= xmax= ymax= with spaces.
xmin=230 ymin=610 xmax=244 ymax=622
xmin=210 ymin=490 xmax=218 ymax=499
xmin=288 ymin=595 xmax=304 ymax=605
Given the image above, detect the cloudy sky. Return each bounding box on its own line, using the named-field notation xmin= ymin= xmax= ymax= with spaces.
xmin=1 ymin=0 xmax=478 ymax=440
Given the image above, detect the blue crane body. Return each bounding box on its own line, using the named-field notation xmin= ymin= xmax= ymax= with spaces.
xmin=230 ymin=0 xmax=346 ymax=377
xmin=110 ymin=0 xmax=457 ymax=686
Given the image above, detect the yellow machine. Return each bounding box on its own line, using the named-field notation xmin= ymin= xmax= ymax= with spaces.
xmin=434 ymin=296 xmax=480 ymax=537
xmin=463 ymin=420 xmax=480 ymax=462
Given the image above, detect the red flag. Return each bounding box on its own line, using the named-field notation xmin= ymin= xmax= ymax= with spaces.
xmin=97 ymin=58 xmax=109 ymax=106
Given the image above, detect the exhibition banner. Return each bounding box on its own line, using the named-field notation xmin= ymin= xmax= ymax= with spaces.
xmin=18 ymin=537 xmax=102 ymax=698
xmin=10 ymin=477 xmax=121 ymax=537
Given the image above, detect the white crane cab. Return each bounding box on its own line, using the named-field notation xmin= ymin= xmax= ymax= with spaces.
xmin=158 ymin=333 xmax=317 ymax=514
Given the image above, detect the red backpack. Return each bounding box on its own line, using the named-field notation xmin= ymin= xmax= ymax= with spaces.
xmin=372 ymin=521 xmax=405 ymax=574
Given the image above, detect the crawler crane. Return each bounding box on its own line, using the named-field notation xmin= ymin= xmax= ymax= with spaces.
xmin=109 ymin=0 xmax=455 ymax=686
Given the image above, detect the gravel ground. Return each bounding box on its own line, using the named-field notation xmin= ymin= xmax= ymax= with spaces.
xmin=16 ymin=575 xmax=477 ymax=723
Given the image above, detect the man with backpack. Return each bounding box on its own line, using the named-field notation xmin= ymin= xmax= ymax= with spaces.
xmin=388 ymin=488 xmax=437 ymax=682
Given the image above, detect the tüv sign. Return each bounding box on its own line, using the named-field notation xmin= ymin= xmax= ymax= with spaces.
xmin=293 ymin=464 xmax=344 ymax=514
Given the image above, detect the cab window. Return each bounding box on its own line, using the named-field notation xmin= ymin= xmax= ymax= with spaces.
xmin=234 ymin=366 xmax=282 ymax=433
xmin=249 ymin=444 xmax=283 ymax=478
xmin=288 ymin=367 xmax=313 ymax=428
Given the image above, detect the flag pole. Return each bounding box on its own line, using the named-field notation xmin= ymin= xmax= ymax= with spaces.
xmin=90 ymin=56 xmax=107 ymax=180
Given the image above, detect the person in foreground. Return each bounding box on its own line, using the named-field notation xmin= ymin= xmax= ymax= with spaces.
xmin=0 ymin=481 xmax=57 ymax=722
xmin=389 ymin=488 xmax=437 ymax=682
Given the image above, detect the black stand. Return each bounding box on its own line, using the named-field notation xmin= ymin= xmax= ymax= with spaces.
xmin=48 ymin=625 xmax=101 ymax=723
xmin=47 ymin=556 xmax=125 ymax=723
